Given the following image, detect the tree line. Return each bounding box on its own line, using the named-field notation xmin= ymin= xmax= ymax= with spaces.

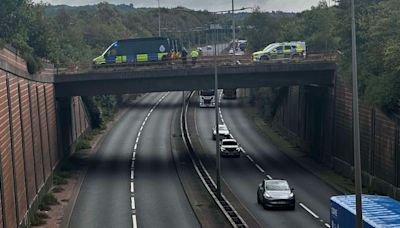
xmin=0 ymin=0 xmax=399 ymax=112
xmin=241 ymin=0 xmax=400 ymax=113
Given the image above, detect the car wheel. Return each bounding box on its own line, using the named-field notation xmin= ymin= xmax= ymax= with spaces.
xmin=257 ymin=194 xmax=261 ymax=204
xmin=212 ymin=135 xmax=216 ymax=140
xmin=263 ymin=202 xmax=268 ymax=210
xmin=291 ymin=54 xmax=300 ymax=60
xmin=290 ymin=205 xmax=295 ymax=210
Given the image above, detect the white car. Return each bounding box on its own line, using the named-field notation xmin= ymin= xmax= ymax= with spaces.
xmin=212 ymin=124 xmax=230 ymax=140
xmin=220 ymin=139 xmax=241 ymax=157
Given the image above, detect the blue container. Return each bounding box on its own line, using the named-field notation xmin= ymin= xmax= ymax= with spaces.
xmin=330 ymin=195 xmax=400 ymax=228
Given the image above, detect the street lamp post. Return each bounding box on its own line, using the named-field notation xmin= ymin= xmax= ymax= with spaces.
xmin=210 ymin=23 xmax=221 ymax=199
xmin=232 ymin=0 xmax=236 ymax=62
xmin=350 ymin=0 xmax=363 ymax=227
xmin=158 ymin=0 xmax=161 ymax=36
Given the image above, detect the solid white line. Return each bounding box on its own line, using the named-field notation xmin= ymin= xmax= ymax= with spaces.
xmin=255 ymin=164 xmax=265 ymax=173
xmin=324 ymin=223 xmax=331 ymax=228
xmin=299 ymin=203 xmax=319 ymax=219
xmin=132 ymin=215 xmax=137 ymax=228
xmin=131 ymin=182 xmax=134 ymax=193
xmin=266 ymin=175 xmax=273 ymax=180
xmin=246 ymin=155 xmax=254 ymax=163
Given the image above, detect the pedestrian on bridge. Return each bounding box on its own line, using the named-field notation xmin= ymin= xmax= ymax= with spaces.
xmin=181 ymin=48 xmax=188 ymax=65
xmin=191 ymin=49 xmax=199 ymax=65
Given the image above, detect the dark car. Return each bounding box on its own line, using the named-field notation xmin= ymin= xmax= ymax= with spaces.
xmin=257 ymin=179 xmax=295 ymax=210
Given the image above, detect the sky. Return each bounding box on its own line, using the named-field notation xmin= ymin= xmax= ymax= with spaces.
xmin=33 ymin=0 xmax=332 ymax=12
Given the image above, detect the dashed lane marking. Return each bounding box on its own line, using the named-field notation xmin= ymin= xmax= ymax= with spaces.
xmin=255 ymin=164 xmax=265 ymax=173
xmin=130 ymin=93 xmax=169 ymax=228
xmin=299 ymin=203 xmax=319 ymax=219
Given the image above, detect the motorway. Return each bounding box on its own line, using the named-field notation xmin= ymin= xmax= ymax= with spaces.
xmin=189 ymin=92 xmax=339 ymax=228
xmin=68 ymin=92 xmax=199 ymax=228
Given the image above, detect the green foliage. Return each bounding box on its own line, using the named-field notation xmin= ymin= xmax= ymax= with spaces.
xmin=76 ymin=139 xmax=91 ymax=150
xmin=30 ymin=211 xmax=48 ymax=226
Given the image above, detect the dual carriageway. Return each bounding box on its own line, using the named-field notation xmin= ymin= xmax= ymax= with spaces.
xmin=62 ymin=46 xmax=338 ymax=228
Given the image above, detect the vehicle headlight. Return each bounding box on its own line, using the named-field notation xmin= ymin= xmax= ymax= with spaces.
xmin=236 ymin=147 xmax=240 ymax=151
xmin=221 ymin=147 xmax=226 ymax=151
xmin=289 ymin=193 xmax=294 ymax=198
xmin=263 ymin=192 xmax=272 ymax=199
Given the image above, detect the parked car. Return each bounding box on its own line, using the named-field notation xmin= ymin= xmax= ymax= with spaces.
xmin=212 ymin=124 xmax=230 ymax=140
xmin=257 ymin=179 xmax=295 ymax=210
xmin=220 ymin=139 xmax=241 ymax=157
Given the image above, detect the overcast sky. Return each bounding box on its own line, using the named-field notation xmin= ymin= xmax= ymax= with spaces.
xmin=33 ymin=0 xmax=332 ymax=12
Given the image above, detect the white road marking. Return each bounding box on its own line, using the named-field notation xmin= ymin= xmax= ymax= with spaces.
xmin=299 ymin=203 xmax=319 ymax=219
xmin=255 ymin=164 xmax=265 ymax=173
xmin=324 ymin=223 xmax=331 ymax=228
xmin=132 ymin=215 xmax=137 ymax=228
xmin=266 ymin=175 xmax=273 ymax=180
xmin=131 ymin=197 xmax=136 ymax=209
xmin=246 ymin=155 xmax=254 ymax=163
xmin=130 ymin=93 xmax=169 ymax=228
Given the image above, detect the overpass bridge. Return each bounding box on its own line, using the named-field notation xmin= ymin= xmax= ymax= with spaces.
xmin=54 ymin=56 xmax=336 ymax=97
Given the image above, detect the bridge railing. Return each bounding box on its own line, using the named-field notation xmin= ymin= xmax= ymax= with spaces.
xmin=55 ymin=52 xmax=337 ymax=75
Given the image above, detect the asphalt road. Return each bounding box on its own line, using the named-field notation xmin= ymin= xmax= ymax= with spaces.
xmin=69 ymin=92 xmax=199 ymax=228
xmin=192 ymin=94 xmax=339 ymax=228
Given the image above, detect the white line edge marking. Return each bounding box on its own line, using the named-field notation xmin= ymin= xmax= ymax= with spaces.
xmin=299 ymin=203 xmax=319 ymax=219
xmin=266 ymin=175 xmax=273 ymax=180
xmin=324 ymin=223 xmax=331 ymax=228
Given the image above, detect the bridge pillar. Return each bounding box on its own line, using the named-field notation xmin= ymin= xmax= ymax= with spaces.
xmin=56 ymin=97 xmax=73 ymax=158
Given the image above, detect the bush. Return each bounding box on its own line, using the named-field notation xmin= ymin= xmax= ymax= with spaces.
xmin=76 ymin=139 xmax=91 ymax=150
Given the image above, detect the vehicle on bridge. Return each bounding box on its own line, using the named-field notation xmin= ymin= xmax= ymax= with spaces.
xmin=223 ymin=89 xmax=237 ymax=99
xmin=220 ymin=138 xmax=241 ymax=157
xmin=92 ymin=37 xmax=179 ymax=65
xmin=199 ymin=89 xmax=215 ymax=107
xmin=252 ymin=41 xmax=306 ymax=62
xmin=330 ymin=195 xmax=400 ymax=228
xmin=257 ymin=179 xmax=295 ymax=210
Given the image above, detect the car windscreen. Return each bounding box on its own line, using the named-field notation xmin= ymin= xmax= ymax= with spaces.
xmin=223 ymin=141 xmax=237 ymax=146
xmin=263 ymin=44 xmax=277 ymax=52
xmin=265 ymin=181 xmax=290 ymax=190
xmin=219 ymin=125 xmax=227 ymax=130
xmin=200 ymin=90 xmax=215 ymax=96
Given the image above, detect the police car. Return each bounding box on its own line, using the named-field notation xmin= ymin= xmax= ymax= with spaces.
xmin=252 ymin=41 xmax=306 ymax=62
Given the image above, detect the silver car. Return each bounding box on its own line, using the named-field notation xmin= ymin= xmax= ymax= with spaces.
xmin=257 ymin=179 xmax=295 ymax=210
xmin=212 ymin=124 xmax=230 ymax=140
xmin=220 ymin=139 xmax=241 ymax=157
